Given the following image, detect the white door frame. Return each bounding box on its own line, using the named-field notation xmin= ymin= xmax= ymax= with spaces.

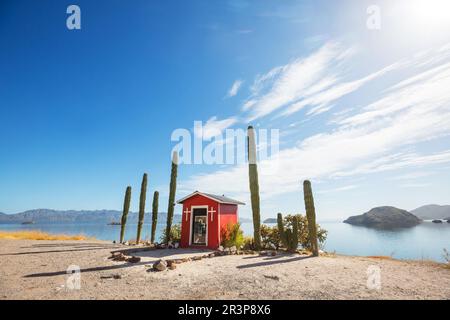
xmin=189 ymin=205 xmax=209 ymax=246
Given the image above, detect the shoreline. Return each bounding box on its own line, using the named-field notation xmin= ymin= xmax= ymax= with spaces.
xmin=0 ymin=239 xmax=449 ymax=300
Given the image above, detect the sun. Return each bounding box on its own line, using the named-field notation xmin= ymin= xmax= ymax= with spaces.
xmin=408 ymin=0 xmax=450 ymax=30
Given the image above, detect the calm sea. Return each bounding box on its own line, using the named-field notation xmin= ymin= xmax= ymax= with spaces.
xmin=1 ymin=220 xmax=449 ymax=262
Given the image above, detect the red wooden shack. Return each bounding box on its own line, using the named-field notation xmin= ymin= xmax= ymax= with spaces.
xmin=177 ymin=191 xmax=245 ymax=249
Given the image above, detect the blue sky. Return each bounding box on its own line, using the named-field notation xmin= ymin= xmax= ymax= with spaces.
xmin=1 ymin=0 xmax=450 ymax=221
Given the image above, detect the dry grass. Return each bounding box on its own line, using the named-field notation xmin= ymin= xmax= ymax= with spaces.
xmin=0 ymin=230 xmax=89 ymax=241
xmin=366 ymin=255 xmax=394 ymax=260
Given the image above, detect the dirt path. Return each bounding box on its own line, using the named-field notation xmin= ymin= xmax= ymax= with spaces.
xmin=0 ymin=239 xmax=449 ymax=299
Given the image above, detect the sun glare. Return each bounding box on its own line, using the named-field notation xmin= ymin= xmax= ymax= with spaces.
xmin=407 ymin=0 xmax=450 ymax=30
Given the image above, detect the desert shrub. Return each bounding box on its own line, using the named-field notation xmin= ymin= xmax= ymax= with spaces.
xmin=260 ymin=224 xmax=281 ymax=249
xmin=160 ymin=223 xmax=181 ymax=243
xmin=220 ymin=222 xmax=244 ymax=248
xmin=283 ymin=214 xmax=327 ymax=250
xmin=242 ymin=236 xmax=256 ymax=250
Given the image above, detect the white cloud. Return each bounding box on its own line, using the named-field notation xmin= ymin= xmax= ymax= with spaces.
xmin=317 ymin=185 xmax=359 ymax=194
xmin=227 ymin=80 xmax=243 ymax=98
xmin=195 ymin=116 xmax=238 ymax=140
xmin=389 ymin=171 xmax=435 ymax=180
xmin=182 ymin=42 xmax=450 ymax=205
xmin=243 ymin=42 xmax=348 ymax=120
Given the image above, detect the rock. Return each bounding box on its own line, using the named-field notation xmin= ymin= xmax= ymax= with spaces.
xmin=263 ymin=274 xmax=280 ymax=281
xmin=208 ymin=253 xmax=215 ymax=258
xmin=112 ymin=240 xmax=116 ymax=244
xmin=344 ymin=206 xmax=422 ymax=229
xmin=218 ymin=245 xmax=224 ymax=252
xmin=192 ymin=256 xmax=202 ymax=261
xmin=111 ymin=252 xmax=127 ymax=261
xmin=270 ymin=251 xmax=276 ymax=256
xmin=166 ymin=260 xmax=175 ymax=267
xmin=173 ymin=259 xmax=184 ymax=264
xmin=174 ymin=242 xmax=179 ymax=249
xmin=126 ymin=256 xmax=141 ymax=263
xmin=169 ymin=264 xmax=177 ymax=270
xmin=124 ymin=241 xmax=129 ymax=246
xmin=230 ymin=246 xmax=237 ymax=253
xmin=182 ymin=257 xmax=190 ymax=262
xmin=432 ymin=219 xmax=443 ymax=223
xmin=100 ymin=274 xmax=122 ymax=279
xmin=153 ymin=259 xmax=167 ymax=271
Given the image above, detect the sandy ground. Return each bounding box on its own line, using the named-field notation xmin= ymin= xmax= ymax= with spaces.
xmin=0 ymin=239 xmax=449 ymax=300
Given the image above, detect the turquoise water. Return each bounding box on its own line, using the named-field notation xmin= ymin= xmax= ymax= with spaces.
xmin=1 ymin=220 xmax=449 ymax=262
xmin=242 ymin=221 xmax=450 ymax=263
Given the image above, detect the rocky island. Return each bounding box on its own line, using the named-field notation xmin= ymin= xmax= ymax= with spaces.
xmin=344 ymin=206 xmax=422 ymax=229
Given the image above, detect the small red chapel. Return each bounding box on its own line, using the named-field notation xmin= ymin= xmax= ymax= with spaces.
xmin=177 ymin=191 xmax=245 ymax=250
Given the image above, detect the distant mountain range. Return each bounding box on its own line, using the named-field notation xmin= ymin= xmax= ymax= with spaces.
xmin=411 ymin=204 xmax=450 ymax=220
xmin=0 ymin=209 xmax=180 ymax=224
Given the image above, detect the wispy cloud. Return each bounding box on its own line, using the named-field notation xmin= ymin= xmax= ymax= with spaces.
xmin=227 ymin=80 xmax=243 ymax=98
xmin=389 ymin=171 xmax=435 ymax=180
xmin=241 ymin=41 xmax=413 ymax=121
xmin=182 ymin=42 xmax=450 ymax=204
xmin=317 ymin=185 xmax=359 ymax=194
xmin=195 ymin=116 xmax=238 ymax=140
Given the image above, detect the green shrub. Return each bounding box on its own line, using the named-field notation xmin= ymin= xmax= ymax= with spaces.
xmin=261 ymin=214 xmax=327 ymax=251
xmin=220 ymin=222 xmax=244 ymax=248
xmin=160 ymin=223 xmax=181 ymax=243
xmin=260 ymin=224 xmax=281 ymax=249
xmin=283 ymin=214 xmax=327 ymax=250
xmin=242 ymin=236 xmax=256 ymax=250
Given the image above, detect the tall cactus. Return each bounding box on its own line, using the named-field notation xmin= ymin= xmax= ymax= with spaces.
xmin=165 ymin=151 xmax=178 ymax=244
xmin=151 ymin=191 xmax=159 ymax=244
xmin=277 ymin=213 xmax=284 ymax=243
xmin=303 ymin=180 xmax=319 ymax=256
xmin=277 ymin=213 xmax=298 ymax=252
xmin=247 ymin=126 xmax=261 ymax=250
xmin=136 ymin=173 xmax=148 ymax=244
xmin=292 ymin=216 xmax=299 ymax=252
xmin=119 ymin=186 xmax=132 ymax=243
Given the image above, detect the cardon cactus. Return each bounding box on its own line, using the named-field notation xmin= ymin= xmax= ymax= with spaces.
xmin=247 ymin=126 xmax=261 ymax=250
xmin=136 ymin=173 xmax=148 ymax=244
xmin=278 ymin=213 xmax=298 ymax=252
xmin=151 ymin=191 xmax=159 ymax=244
xmin=119 ymin=186 xmax=132 ymax=243
xmin=277 ymin=213 xmax=284 ymax=240
xmin=165 ymin=151 xmax=178 ymax=244
xmin=303 ymin=180 xmax=319 ymax=256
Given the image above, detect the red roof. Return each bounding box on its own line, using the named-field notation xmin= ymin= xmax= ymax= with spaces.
xmin=176 ymin=191 xmax=245 ymax=205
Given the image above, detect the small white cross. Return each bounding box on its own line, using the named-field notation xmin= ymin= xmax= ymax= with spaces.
xmin=208 ymin=207 xmax=216 ymax=222
xmin=183 ymin=208 xmax=191 ymax=222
